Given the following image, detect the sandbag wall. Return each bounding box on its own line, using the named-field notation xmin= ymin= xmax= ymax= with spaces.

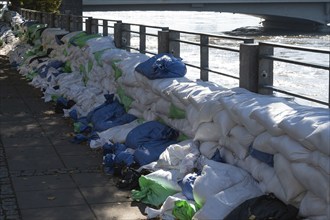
xmin=2 ymin=7 xmax=329 ymax=220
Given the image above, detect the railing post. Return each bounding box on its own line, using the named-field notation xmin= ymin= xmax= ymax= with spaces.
xmin=103 ymin=20 xmax=108 ymax=36
xmin=65 ymin=15 xmax=71 ymax=31
xmin=85 ymin=17 xmax=92 ymax=34
xmin=169 ymin=30 xmax=180 ymax=58
xmin=91 ymin=19 xmax=98 ymax=34
xmin=239 ymin=43 xmax=259 ymax=93
xmin=158 ymin=27 xmax=169 ymax=54
xmin=122 ymin=23 xmax=131 ymax=51
xmin=200 ymin=34 xmax=209 ymax=81
xmin=258 ymin=44 xmax=274 ymax=95
xmin=114 ymin=21 xmax=123 ymax=48
xmin=139 ymin=25 xmax=146 ymax=54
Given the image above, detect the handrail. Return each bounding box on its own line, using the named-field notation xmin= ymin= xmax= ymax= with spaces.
xmin=19 ymin=8 xmax=330 ymax=108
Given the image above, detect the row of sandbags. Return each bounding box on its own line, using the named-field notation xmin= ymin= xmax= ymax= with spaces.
xmin=3 ymin=7 xmax=329 ymax=220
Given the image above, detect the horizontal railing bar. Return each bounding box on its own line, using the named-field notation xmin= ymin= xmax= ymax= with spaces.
xmin=263 ymin=85 xmax=328 ymax=106
xmin=185 ymin=63 xmax=239 ymax=80
xmin=260 ymin=42 xmax=330 ymax=54
xmin=262 ymin=55 xmax=330 ymax=70
xmin=170 ymin=29 xmax=254 ymax=43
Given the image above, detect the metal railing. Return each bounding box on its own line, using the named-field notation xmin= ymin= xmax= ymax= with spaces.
xmin=20 ymin=8 xmax=330 ymax=108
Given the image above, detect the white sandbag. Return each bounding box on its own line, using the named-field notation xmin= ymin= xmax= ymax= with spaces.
xmin=219 ymin=147 xmax=239 ymax=165
xmin=236 ymin=155 xmax=262 ymax=176
xmin=308 ymin=151 xmax=330 ymax=174
xmin=125 ymin=86 xmax=159 ymax=106
xmin=220 ymin=137 xmax=249 ymax=160
xmin=274 ymin=154 xmax=306 ymax=202
xmin=151 ymin=98 xmax=171 ymax=115
xmin=97 ymin=120 xmax=141 ymax=144
xmin=143 ymin=109 xmax=158 ymax=122
xmin=229 ymin=125 xmax=254 ymax=148
xmin=156 ymin=140 xmax=200 ymax=179
xmin=193 ymin=100 xmax=224 ymax=128
xmin=291 ymin=162 xmax=330 ymax=203
xmin=199 ymin=141 xmax=220 ymax=159
xmin=146 ymin=169 xmax=182 ymax=192
xmin=193 ymin=175 xmax=262 ymax=220
xmin=250 ymin=102 xmax=297 ymax=136
xmin=304 ymin=122 xmax=330 ymax=156
xmin=100 ymin=48 xmax=130 ymax=65
xmin=212 ymin=109 xmax=237 ymax=138
xmin=299 ymin=192 xmax=330 ymax=219
xmin=252 ymin=131 xmax=277 ymax=154
xmin=251 ymin=162 xmax=287 ymax=203
xmin=193 ymin=159 xmax=249 ymax=206
xmin=194 ymin=122 xmax=221 ymax=142
xmin=159 ymin=115 xmax=194 ymax=138
xmin=269 ymin=135 xmax=311 ymax=162
xmin=219 ymin=88 xmax=256 ymax=124
xmin=278 ymin=107 xmax=329 ymax=151
xmin=60 ymin=31 xmax=84 ymax=44
xmin=84 ymin=36 xmax=115 ymax=53
xmin=145 ymin=193 xmax=190 ymax=220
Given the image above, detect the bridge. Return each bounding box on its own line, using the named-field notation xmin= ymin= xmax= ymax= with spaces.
xmin=82 ymin=0 xmax=330 ymax=31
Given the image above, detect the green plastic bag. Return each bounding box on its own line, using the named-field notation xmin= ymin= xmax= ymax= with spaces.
xmin=132 ymin=175 xmax=179 ymax=207
xmin=111 ymin=60 xmax=123 ymax=80
xmin=172 ymin=200 xmax=198 ymax=220
xmin=116 ymin=86 xmax=133 ymax=112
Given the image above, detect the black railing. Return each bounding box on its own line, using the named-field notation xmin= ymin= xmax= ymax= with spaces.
xmin=20 ymin=8 xmax=330 ymax=108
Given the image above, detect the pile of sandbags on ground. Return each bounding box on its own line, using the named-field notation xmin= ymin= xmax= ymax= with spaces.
xmin=3 ymin=8 xmax=329 ymax=220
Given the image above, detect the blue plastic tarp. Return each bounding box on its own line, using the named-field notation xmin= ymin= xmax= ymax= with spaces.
xmin=135 ymin=53 xmax=186 ymax=79
xmin=126 ymin=121 xmax=179 ymax=166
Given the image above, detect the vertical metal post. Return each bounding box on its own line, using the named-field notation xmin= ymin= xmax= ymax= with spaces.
xmin=114 ymin=21 xmax=123 ymax=48
xmin=258 ymin=44 xmax=274 ymax=95
xmin=139 ymin=25 xmax=146 ymax=54
xmin=85 ymin=17 xmax=92 ymax=34
xmin=49 ymin=13 xmax=55 ymax=28
xmin=91 ymin=19 xmax=99 ymax=34
xmin=103 ymin=20 xmax=108 ymax=36
xmin=65 ymin=15 xmax=71 ymax=31
xmin=158 ymin=27 xmax=169 ymax=54
xmin=169 ymin=30 xmax=180 ymax=58
xmin=122 ymin=23 xmax=131 ymax=51
xmin=200 ymin=34 xmax=209 ymax=81
xmin=239 ymin=43 xmax=259 ymax=93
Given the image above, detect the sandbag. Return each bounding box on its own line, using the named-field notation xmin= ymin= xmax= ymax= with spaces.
xmin=135 ymin=53 xmax=186 ymax=79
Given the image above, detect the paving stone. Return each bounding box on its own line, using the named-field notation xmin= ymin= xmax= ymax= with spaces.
xmin=16 ymin=189 xmax=86 ymax=209
xmin=80 ymin=186 xmax=132 ymax=204
xmin=71 ymin=173 xmax=117 ymax=187
xmin=12 ymin=174 xmax=75 ymax=192
xmin=91 ymin=202 xmax=147 ymax=220
xmin=20 ymin=205 xmax=96 ymax=220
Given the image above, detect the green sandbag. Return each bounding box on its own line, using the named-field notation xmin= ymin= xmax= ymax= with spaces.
xmin=168 ymin=103 xmax=186 ymax=119
xmin=111 ymin=60 xmax=122 ymax=80
xmin=131 ymin=175 xmax=179 ymax=207
xmin=63 ymin=61 xmax=72 ymax=73
xmin=71 ymin=33 xmax=100 ymax=48
xmin=116 ymin=86 xmax=133 ymax=112
xmin=172 ymin=200 xmax=198 ymax=220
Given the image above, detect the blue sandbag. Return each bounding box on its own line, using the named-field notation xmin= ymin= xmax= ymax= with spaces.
xmin=135 ymin=53 xmax=186 ymax=79
xmin=86 ymin=94 xmax=136 ymax=132
xmin=178 ymin=173 xmax=198 ymax=201
xmin=126 ymin=121 xmax=179 ymax=166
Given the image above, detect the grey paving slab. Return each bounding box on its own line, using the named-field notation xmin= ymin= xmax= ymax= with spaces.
xmin=61 ymin=155 xmax=102 ymax=168
xmin=0 ymin=112 xmax=34 ymax=123
xmin=91 ymin=202 xmax=147 ymax=220
xmin=6 ymin=146 xmax=64 ymax=170
xmin=0 ymin=122 xmax=43 ymax=138
xmin=1 ymin=135 xmax=51 ymax=148
xmin=0 ymin=99 xmax=29 ymax=114
xmin=12 ymin=174 xmax=76 ymax=192
xmin=55 ymin=144 xmax=94 ymax=156
xmin=71 ymin=173 xmax=117 ymax=188
xmin=80 ymin=186 xmax=132 ymax=204
xmin=16 ymin=188 xmax=86 ymax=209
xmin=20 ymin=205 xmax=96 ymax=220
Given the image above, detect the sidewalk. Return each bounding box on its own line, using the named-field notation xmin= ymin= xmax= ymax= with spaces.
xmin=0 ymin=55 xmax=147 ymax=220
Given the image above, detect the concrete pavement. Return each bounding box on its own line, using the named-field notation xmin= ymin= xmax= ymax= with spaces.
xmin=0 ymin=55 xmax=147 ymax=220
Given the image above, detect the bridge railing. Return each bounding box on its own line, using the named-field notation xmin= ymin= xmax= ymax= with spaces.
xmin=20 ymin=9 xmax=330 ymax=108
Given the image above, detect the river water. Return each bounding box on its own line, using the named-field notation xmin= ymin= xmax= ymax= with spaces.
xmin=83 ymin=11 xmax=330 ymax=107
